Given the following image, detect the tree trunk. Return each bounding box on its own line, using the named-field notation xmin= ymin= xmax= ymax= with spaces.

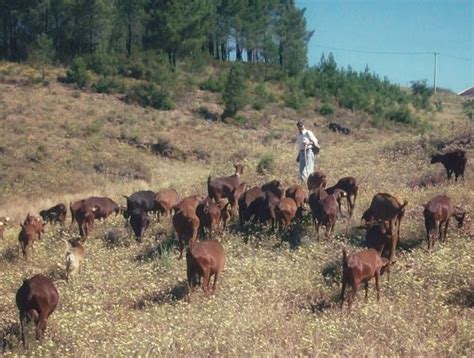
xmin=214 ymin=39 xmax=219 ymax=60
xmin=221 ymin=42 xmax=226 ymax=61
xmin=279 ymin=41 xmax=284 ymax=66
xmin=126 ymin=13 xmax=132 ymax=57
xmin=247 ymin=48 xmax=253 ymax=63
xmin=236 ymin=41 xmax=242 ymax=61
xmin=208 ymin=36 xmax=214 ymax=57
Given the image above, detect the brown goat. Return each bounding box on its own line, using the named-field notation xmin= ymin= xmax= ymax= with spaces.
xmin=172 ymin=195 xmax=204 ymax=259
xmin=217 ymin=198 xmax=232 ymax=230
xmin=340 ymin=248 xmax=389 ymax=309
xmin=18 ymin=223 xmax=38 ymax=260
xmin=307 ymin=171 xmax=327 ymax=191
xmin=154 ymin=188 xmax=181 ymax=220
xmin=186 ymin=240 xmax=225 ymax=298
xmin=326 ymin=176 xmax=358 ymax=217
xmin=16 ymin=274 xmax=59 ymax=346
xmin=423 ymin=195 xmax=466 ymax=251
xmin=207 ymin=164 xmax=244 ymax=207
xmin=70 ymin=196 xmax=119 ymax=227
xmin=308 ymin=188 xmax=339 ymax=240
xmin=75 ymin=203 xmax=97 ymax=240
xmin=24 ymin=213 xmax=45 ymax=241
xmin=275 ymin=197 xmax=299 ymax=230
xmin=196 ymin=197 xmax=222 ymax=239
xmin=362 ymin=193 xmax=407 ymax=276
xmin=285 ymin=184 xmax=307 ymax=208
xmin=430 ymin=149 xmax=467 ymax=181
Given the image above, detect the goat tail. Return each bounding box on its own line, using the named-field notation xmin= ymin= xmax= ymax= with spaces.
xmin=342 ymin=248 xmax=348 ymax=268
xmin=207 ymin=175 xmax=212 ymax=198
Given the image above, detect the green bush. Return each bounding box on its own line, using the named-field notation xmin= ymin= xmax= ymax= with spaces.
xmin=222 ymin=63 xmax=247 ymax=119
xmin=385 ymin=106 xmax=415 ymax=125
xmin=199 ymin=74 xmax=226 ymax=93
xmin=93 ymin=76 xmax=126 ymax=94
xmin=252 ymin=82 xmax=276 ymax=110
xmin=86 ymin=47 xmax=119 ymax=77
xmin=65 ymin=57 xmax=89 ymax=88
xmin=319 ymin=103 xmax=334 ymax=116
xmin=127 ymin=83 xmax=175 ymax=110
xmin=410 ymin=79 xmax=433 ymax=110
xmin=285 ymin=90 xmax=308 ymax=110
xmin=257 ymin=154 xmax=275 ymax=175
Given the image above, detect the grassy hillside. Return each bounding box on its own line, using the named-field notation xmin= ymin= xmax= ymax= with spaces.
xmin=0 ymin=62 xmax=473 ymax=356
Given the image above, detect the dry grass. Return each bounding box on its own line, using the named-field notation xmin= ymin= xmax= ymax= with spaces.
xmin=0 ymin=62 xmax=473 ymax=356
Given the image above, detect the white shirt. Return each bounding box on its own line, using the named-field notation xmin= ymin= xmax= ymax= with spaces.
xmin=297 ymin=128 xmax=319 ymax=152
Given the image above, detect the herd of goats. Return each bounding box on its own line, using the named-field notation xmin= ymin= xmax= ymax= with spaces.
xmin=1 ymin=147 xmax=468 ymax=347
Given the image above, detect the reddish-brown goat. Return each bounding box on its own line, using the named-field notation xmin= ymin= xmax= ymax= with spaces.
xmin=423 ymin=195 xmax=466 ymax=251
xmin=196 ymin=197 xmax=222 ymax=239
xmin=16 ymin=274 xmax=59 ymax=346
xmin=340 ymin=248 xmax=389 ymax=310
xmin=24 ymin=213 xmax=45 ymax=241
xmin=154 ymin=188 xmax=181 ymax=220
xmin=325 ymin=176 xmax=358 ymax=217
xmin=172 ymin=195 xmax=204 ymax=259
xmin=285 ymin=184 xmax=307 ymax=208
xmin=186 ymin=240 xmax=225 ymax=298
xmin=308 ymin=188 xmax=341 ymax=240
xmin=207 ymin=164 xmax=244 ymax=207
xmin=18 ymin=222 xmax=39 ymax=260
xmin=275 ymin=197 xmax=299 ymax=230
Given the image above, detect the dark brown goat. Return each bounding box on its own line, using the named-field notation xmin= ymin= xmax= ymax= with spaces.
xmin=154 ymin=189 xmax=181 ymax=220
xmin=308 ymin=188 xmax=340 ymax=240
xmin=307 ymin=171 xmax=327 ymax=191
xmin=340 ymin=248 xmax=389 ymax=309
xmin=430 ymin=149 xmax=467 ymax=181
xmin=196 ymin=197 xmax=222 ymax=239
xmin=325 ymin=177 xmax=358 ymax=217
xmin=16 ymin=274 xmax=59 ymax=346
xmin=423 ymin=195 xmax=466 ymax=251
xmin=186 ymin=240 xmax=225 ymax=298
xmin=207 ymin=164 xmax=244 ymax=207
xmin=74 ymin=203 xmax=96 ymax=240
xmin=70 ymin=196 xmax=119 ymax=227
xmin=172 ymin=195 xmax=204 ymax=259
xmin=40 ymin=203 xmax=67 ymax=225
xmin=362 ymin=193 xmax=408 ymax=277
xmin=238 ymin=180 xmax=285 ymax=227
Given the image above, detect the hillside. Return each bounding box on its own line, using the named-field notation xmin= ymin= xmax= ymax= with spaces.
xmin=0 ymin=62 xmax=473 ymax=356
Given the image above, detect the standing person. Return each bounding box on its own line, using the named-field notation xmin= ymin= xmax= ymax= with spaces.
xmin=296 ymin=120 xmax=320 ymax=183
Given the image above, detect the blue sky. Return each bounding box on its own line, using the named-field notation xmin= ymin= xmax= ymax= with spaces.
xmin=296 ymin=0 xmax=473 ymax=93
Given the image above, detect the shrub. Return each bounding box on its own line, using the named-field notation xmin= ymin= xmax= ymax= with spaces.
xmin=257 ymin=154 xmax=275 ymax=175
xmin=285 ymin=90 xmax=308 ymax=110
xmin=65 ymin=57 xmax=89 ymax=88
xmin=199 ymin=74 xmax=226 ymax=93
xmin=127 ymin=83 xmax=174 ymax=110
xmin=319 ymin=103 xmax=334 ymax=116
xmin=252 ymin=82 xmax=276 ymax=110
xmin=93 ymin=76 xmax=126 ymax=94
xmin=86 ymin=47 xmax=119 ymax=77
xmin=411 ymin=79 xmax=433 ymax=110
xmin=385 ymin=106 xmax=415 ymax=125
xmin=222 ymin=63 xmax=247 ymax=119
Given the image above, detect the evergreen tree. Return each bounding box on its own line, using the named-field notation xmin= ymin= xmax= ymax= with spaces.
xmin=222 ymin=63 xmax=247 ymax=118
xmin=29 ymin=33 xmax=55 ymax=80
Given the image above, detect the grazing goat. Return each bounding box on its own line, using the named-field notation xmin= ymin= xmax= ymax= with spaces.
xmin=275 ymin=197 xmax=300 ymax=230
xmin=328 ymin=122 xmax=351 ymax=135
xmin=123 ymin=190 xmax=157 ymax=219
xmin=430 ymin=149 xmax=467 ymax=181
xmin=326 ymin=177 xmax=358 ymax=217
xmin=70 ymin=197 xmax=119 ymax=227
xmin=154 ymin=188 xmax=181 ymax=220
xmin=40 ymin=203 xmax=67 ymax=225
xmin=308 ymin=188 xmax=340 ymax=240
xmin=129 ymin=208 xmax=150 ymax=242
xmin=74 ymin=203 xmax=96 ymax=240
xmin=172 ymin=195 xmax=204 ymax=259
xmin=285 ymin=184 xmax=307 ymax=208
xmin=340 ymin=249 xmax=389 ymax=310
xmin=61 ymin=238 xmax=85 ymax=282
xmin=0 ymin=216 xmax=10 ymax=239
xmin=16 ymin=274 xmax=59 ymax=346
xmin=423 ymin=195 xmax=466 ymax=251
xmin=207 ymin=164 xmax=244 ymax=207
xmin=196 ymin=197 xmax=222 ymax=239
xmin=362 ymin=193 xmax=408 ymax=278
xmin=307 ymin=171 xmax=327 ymax=191
xmin=186 ymin=240 xmax=225 ymax=298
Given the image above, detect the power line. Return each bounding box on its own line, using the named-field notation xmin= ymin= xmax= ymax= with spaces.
xmin=313 ymin=44 xmax=473 ymax=62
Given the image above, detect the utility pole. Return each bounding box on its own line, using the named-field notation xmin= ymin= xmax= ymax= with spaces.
xmin=433 ymin=52 xmax=438 ymax=93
